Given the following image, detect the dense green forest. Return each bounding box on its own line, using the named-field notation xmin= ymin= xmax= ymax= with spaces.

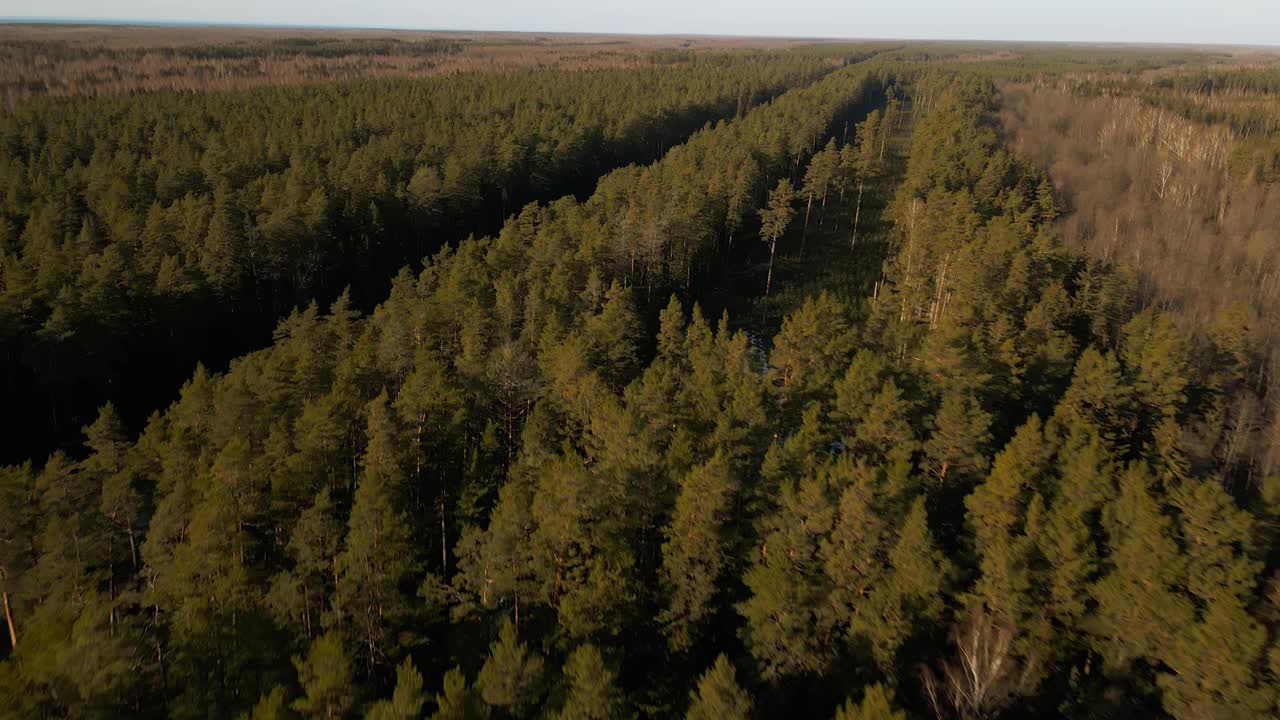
xmin=0 ymin=49 xmax=854 ymax=462
xmin=2 ymin=34 xmax=1279 ymax=720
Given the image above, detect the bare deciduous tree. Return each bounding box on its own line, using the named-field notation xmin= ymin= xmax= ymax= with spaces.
xmin=920 ymin=610 xmax=1037 ymax=720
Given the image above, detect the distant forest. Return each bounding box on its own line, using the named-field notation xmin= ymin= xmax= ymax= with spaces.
xmin=1 ymin=30 xmax=1279 ymax=720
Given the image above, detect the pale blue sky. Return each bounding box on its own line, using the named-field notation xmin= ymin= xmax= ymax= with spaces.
xmin=3 ymin=0 xmax=1278 ymax=46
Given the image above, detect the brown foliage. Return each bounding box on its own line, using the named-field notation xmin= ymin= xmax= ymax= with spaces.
xmin=1000 ymin=81 xmax=1280 ymax=482
xmin=0 ymin=24 xmax=844 ymax=107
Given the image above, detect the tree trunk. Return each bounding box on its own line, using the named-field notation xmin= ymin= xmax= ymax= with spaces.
xmin=800 ymin=193 xmax=814 ymax=259
xmin=303 ymin=583 xmax=314 ymax=638
xmin=3 ymin=590 xmax=15 ymax=650
xmin=851 ymin=179 xmax=865 ymax=249
xmin=127 ymin=520 xmax=138 ymax=571
xmin=439 ymin=490 xmax=448 ymax=573
xmin=765 ymin=238 xmax=777 ymax=296
xmin=108 ymin=533 xmax=116 ymax=635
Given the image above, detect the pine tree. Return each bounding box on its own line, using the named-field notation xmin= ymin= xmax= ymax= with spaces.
xmin=1054 ymin=347 xmax=1135 ymax=451
xmin=830 ymin=351 xmax=891 ymax=435
xmin=249 ymin=686 xmax=296 ymax=720
xmin=584 ymin=280 xmax=644 ymax=388
xmin=1120 ymin=310 xmax=1192 ymax=427
xmin=1037 ymin=429 xmax=1113 ymax=629
xmin=660 ymin=453 xmax=739 ymax=651
xmin=740 ymin=472 xmax=834 ymax=679
xmin=852 ymin=380 xmax=917 ymax=464
xmin=859 ymin=498 xmax=951 ymax=671
xmin=799 ymin=140 xmax=840 ymax=252
xmin=685 ymin=655 xmax=751 ymax=720
xmin=365 ymin=657 xmax=427 ymax=720
xmin=1155 ymin=476 xmax=1273 ymax=718
xmin=821 ymin=462 xmax=891 ymax=645
xmin=847 ymin=109 xmax=881 ymax=248
xmin=1158 ymin=594 xmax=1274 ymax=719
xmin=269 ymin=487 xmax=342 ymax=639
xmin=1034 ymin=179 xmax=1058 ymax=222
xmin=201 ymin=183 xmax=245 ymax=296
xmin=758 ymin=179 xmax=796 ymax=296
xmin=1088 ymin=464 xmax=1193 ymax=667
xmin=767 ymin=292 xmax=855 ymax=414
xmin=1170 ymin=476 xmax=1259 ymax=606
xmin=335 ymin=393 xmax=417 ymax=669
xmin=832 ymin=684 xmax=906 ymax=720
xmin=554 ymin=644 xmax=628 ymax=720
xmin=0 ymin=462 xmax=37 ymax=653
xmin=292 ymin=632 xmax=356 ymax=720
xmin=455 ymin=477 xmax=537 ymax=624
xmin=966 ymin=416 xmax=1052 ymax=634
xmin=477 ymin=618 xmax=545 ymax=714
xmin=924 ymin=392 xmax=992 ymax=487
xmin=431 ymin=667 xmax=490 ymax=720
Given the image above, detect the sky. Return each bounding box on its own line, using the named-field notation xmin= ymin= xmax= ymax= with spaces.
xmin=2 ymin=0 xmax=1278 ymax=46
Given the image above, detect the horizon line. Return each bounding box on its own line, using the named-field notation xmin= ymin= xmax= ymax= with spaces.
xmin=1 ymin=17 xmax=1277 ymax=50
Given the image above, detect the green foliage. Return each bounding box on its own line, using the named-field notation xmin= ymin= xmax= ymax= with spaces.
xmin=336 ymin=393 xmax=419 ymax=668
xmin=660 ymin=453 xmax=740 ymax=651
xmin=1 ymin=44 xmax=1277 ymax=720
xmin=553 ymin=644 xmax=629 ymax=720
xmin=685 ymin=655 xmax=752 ymax=720
xmin=0 ymin=48 xmax=844 ymax=463
xmin=833 ymin=684 xmax=906 ymax=720
xmin=477 ymin=619 xmax=546 ymax=713
xmin=365 ymin=657 xmax=427 ymax=720
xmin=249 ymin=686 xmax=297 ymax=720
xmin=431 ymin=667 xmax=490 ymax=720
xmin=292 ymin=632 xmax=357 ymax=719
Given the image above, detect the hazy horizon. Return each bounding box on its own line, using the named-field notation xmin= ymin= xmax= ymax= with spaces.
xmin=1 ymin=0 xmax=1277 ymax=47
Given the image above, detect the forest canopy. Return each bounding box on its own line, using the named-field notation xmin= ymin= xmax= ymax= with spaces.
xmin=1 ymin=29 xmax=1278 ymax=720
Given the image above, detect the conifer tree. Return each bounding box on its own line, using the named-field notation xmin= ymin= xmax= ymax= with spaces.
xmin=0 ymin=462 xmax=37 ymax=653
xmin=740 ymin=471 xmax=834 ymax=678
xmin=1036 ymin=429 xmax=1113 ymax=630
xmin=685 ymin=655 xmax=751 ymax=720
xmin=1120 ymin=310 xmax=1192 ymax=427
xmin=554 ymin=644 xmax=628 ymax=720
xmin=847 ymin=109 xmax=881 ymax=247
xmin=759 ymin=179 xmax=797 ymax=296
xmin=852 ymin=380 xmax=917 ymax=464
xmin=249 ymin=686 xmax=295 ymax=720
xmin=270 ymin=487 xmax=342 ymax=639
xmin=335 ymin=393 xmax=417 ymax=669
xmin=477 ymin=618 xmax=545 ymax=714
xmin=431 ymin=667 xmax=490 ymax=720
xmin=832 ymin=684 xmax=906 ymax=720
xmin=924 ymin=392 xmax=992 ymax=487
xmin=879 ymin=498 xmax=951 ymax=641
xmin=966 ymin=416 xmax=1052 ymax=618
xmin=821 ymin=462 xmax=891 ymax=640
xmin=1089 ymin=464 xmax=1192 ymax=666
xmin=1054 ymin=347 xmax=1135 ymax=451
xmin=660 ymin=453 xmax=739 ymax=651
xmin=767 ymin=292 xmax=855 ymax=413
xmin=365 ymin=657 xmax=427 ymax=720
xmin=292 ymin=632 xmax=356 ymax=720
